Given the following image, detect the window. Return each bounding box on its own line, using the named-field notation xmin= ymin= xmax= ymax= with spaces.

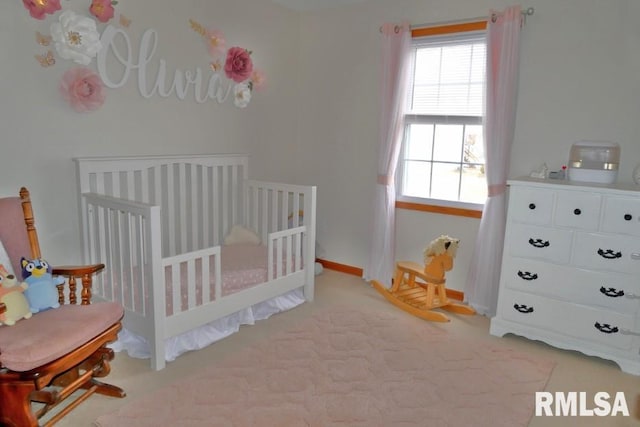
xmin=397 ymin=26 xmax=487 ymax=210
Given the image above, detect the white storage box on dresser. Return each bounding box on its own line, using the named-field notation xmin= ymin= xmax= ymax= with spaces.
xmin=490 ymin=177 xmax=640 ymax=375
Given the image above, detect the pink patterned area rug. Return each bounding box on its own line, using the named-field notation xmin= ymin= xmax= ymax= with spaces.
xmin=95 ymin=306 xmax=554 ymax=427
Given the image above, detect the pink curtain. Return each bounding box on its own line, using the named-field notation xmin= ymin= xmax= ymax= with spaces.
xmin=363 ymin=22 xmax=411 ymax=285
xmin=465 ymin=5 xmax=522 ymax=315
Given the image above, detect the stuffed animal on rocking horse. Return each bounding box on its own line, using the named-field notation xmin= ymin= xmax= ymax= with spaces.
xmin=371 ymin=235 xmax=476 ymax=322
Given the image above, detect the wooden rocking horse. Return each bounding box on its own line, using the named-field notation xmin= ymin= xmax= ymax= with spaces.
xmin=371 ymin=235 xmax=476 ymax=322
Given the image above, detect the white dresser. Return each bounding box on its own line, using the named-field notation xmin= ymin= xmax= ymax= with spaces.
xmin=490 ymin=177 xmax=640 ymax=375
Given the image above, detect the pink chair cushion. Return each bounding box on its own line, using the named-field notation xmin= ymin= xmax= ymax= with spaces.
xmin=0 ymin=302 xmax=123 ymax=372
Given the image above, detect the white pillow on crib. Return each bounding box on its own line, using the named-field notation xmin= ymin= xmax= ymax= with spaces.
xmin=224 ymin=225 xmax=261 ymax=246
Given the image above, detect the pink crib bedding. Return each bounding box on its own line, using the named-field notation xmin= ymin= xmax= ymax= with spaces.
xmin=218 ymin=244 xmax=271 ymax=295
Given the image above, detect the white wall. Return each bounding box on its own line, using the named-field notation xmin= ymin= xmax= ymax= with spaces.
xmin=4 ymin=0 xmax=640 ymax=295
xmin=0 ymin=0 xmax=300 ymax=264
xmin=296 ymin=0 xmax=640 ymax=291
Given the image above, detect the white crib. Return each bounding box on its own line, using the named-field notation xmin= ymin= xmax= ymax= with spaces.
xmin=74 ymin=154 xmax=316 ymax=370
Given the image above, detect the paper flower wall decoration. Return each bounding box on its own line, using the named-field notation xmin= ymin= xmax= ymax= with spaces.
xmin=23 ymin=0 xmax=62 ymax=20
xmin=224 ymin=47 xmax=253 ymax=83
xmin=89 ymin=0 xmax=116 ymax=23
xmin=190 ymin=19 xmax=266 ymax=108
xmin=50 ymin=10 xmax=103 ymax=65
xmin=233 ymin=83 xmax=251 ymax=108
xmin=60 ymin=67 xmax=106 ymax=112
xmin=251 ymin=70 xmax=266 ymax=92
xmin=206 ymin=29 xmax=226 ymax=58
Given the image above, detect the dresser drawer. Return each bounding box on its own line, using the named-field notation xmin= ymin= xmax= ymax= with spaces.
xmin=508 ymin=187 xmax=554 ymax=225
xmin=508 ymin=224 xmax=572 ymax=264
xmin=501 ymin=258 xmax=640 ymax=314
xmin=601 ymin=196 xmax=640 ymax=236
xmin=573 ymin=232 xmax=640 ymax=274
xmin=498 ymin=289 xmax=636 ymax=350
xmin=554 ymin=190 xmax=601 ymax=230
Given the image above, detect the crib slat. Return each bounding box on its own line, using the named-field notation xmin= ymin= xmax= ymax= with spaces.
xmin=111 ymin=172 xmax=120 ymax=198
xmin=171 ymin=263 xmax=180 ymax=314
xmin=293 ymin=194 xmax=300 ymax=227
xmin=102 ymin=205 xmax=113 ymax=300
xmin=281 ymin=191 xmax=289 ymax=231
xmin=140 ymin=168 xmax=149 ymax=203
xmin=187 ymin=259 xmax=196 ymax=310
xmin=134 ymin=214 xmax=146 ymax=314
xmin=202 ymin=254 xmax=210 ymax=303
xmin=222 ymin=165 xmax=229 ymax=237
xmin=271 ymin=189 xmax=278 ymax=234
xmin=212 ymin=166 xmax=219 ymax=246
xmin=178 ymin=163 xmax=188 ymax=254
xmin=296 ymin=232 xmax=302 ymax=271
xmin=191 ymin=165 xmax=200 ymax=251
xmin=126 ymin=170 xmax=135 ymax=200
xmin=231 ymin=164 xmax=238 ymax=226
xmin=122 ymin=211 xmax=134 ymax=310
xmin=261 ymin=189 xmax=268 ymax=243
xmin=94 ymin=173 xmax=104 ymax=195
xmin=167 ymin=165 xmax=176 ymax=257
xmin=285 ymin=235 xmax=292 ymax=275
xmin=251 ymin=186 xmax=259 ymax=235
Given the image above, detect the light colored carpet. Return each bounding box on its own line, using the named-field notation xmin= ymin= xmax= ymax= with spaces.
xmin=94 ymin=304 xmax=554 ymax=427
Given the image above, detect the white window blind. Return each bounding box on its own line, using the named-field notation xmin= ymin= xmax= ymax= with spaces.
xmin=408 ymin=34 xmax=486 ymax=116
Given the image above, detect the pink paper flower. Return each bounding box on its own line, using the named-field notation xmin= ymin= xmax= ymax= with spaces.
xmin=251 ymin=69 xmax=266 ymax=92
xmin=206 ymin=29 xmax=226 ymax=58
xmin=22 ymin=0 xmax=61 ymax=20
xmin=224 ymin=47 xmax=253 ymax=83
xmin=89 ymin=0 xmax=115 ymax=23
xmin=60 ymin=67 xmax=106 ymax=112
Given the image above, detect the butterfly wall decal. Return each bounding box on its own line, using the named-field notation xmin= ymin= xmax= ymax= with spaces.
xmin=119 ymin=14 xmax=131 ymax=28
xmin=35 ymin=31 xmax=52 ymax=46
xmin=35 ymin=50 xmax=55 ymax=67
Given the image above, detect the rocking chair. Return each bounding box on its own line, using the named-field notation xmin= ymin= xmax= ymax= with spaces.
xmin=0 ymin=187 xmax=125 ymax=426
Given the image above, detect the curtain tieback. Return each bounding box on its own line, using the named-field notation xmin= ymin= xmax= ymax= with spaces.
xmin=377 ymin=174 xmax=393 ymax=186
xmin=488 ymin=183 xmax=506 ymax=197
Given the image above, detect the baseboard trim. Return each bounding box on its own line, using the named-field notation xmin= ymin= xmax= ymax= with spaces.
xmin=316 ymin=258 xmax=464 ymax=302
xmin=316 ymin=259 xmax=363 ymax=277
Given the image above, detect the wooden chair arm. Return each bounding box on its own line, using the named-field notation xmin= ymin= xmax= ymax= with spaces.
xmin=52 ymin=264 xmax=105 ymax=277
xmin=51 ymin=263 xmax=105 ymax=305
xmin=0 ymin=302 xmax=5 ymax=315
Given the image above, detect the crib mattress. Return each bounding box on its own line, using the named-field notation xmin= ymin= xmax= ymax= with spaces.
xmin=219 ymin=244 xmax=272 ymax=295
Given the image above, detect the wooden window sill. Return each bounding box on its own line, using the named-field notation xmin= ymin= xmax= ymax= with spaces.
xmin=395 ymin=201 xmax=482 ymax=219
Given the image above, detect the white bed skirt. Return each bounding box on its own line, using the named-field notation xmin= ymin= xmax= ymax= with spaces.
xmin=110 ymin=289 xmax=305 ymax=363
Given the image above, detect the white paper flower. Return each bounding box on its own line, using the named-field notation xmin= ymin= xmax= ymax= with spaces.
xmin=233 ymin=83 xmax=251 ymax=108
xmin=50 ymin=10 xmax=102 ymax=65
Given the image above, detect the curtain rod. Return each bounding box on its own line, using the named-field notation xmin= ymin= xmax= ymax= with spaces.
xmin=382 ymin=7 xmax=534 ymax=33
xmin=413 ymin=7 xmax=534 ymax=28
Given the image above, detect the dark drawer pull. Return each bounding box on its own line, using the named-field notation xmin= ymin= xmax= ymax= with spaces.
xmin=600 ymin=287 xmax=624 ymax=298
xmin=594 ymin=322 xmax=619 ymax=334
xmin=574 ymin=208 xmax=581 ymax=215
xmin=624 ymin=214 xmax=632 ymax=221
xmin=513 ymin=304 xmax=534 ymax=314
xmin=528 ymin=203 xmax=536 ymax=210
xmin=597 ymin=248 xmax=622 ymax=259
xmin=528 ymin=238 xmax=550 ymax=248
xmin=517 ymin=271 xmax=538 ymax=281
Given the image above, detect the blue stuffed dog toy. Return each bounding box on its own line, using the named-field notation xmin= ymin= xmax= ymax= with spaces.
xmin=21 ymin=257 xmax=63 ymax=313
